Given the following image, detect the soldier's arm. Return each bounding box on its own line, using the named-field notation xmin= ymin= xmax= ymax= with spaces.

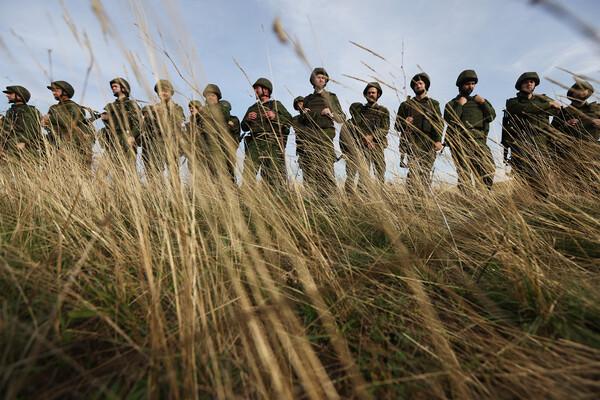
xmin=129 ymin=102 xmax=143 ymax=142
xmin=377 ymin=106 xmax=390 ymax=143
xmin=275 ymin=101 xmax=292 ymax=128
xmin=394 ymin=103 xmax=408 ymax=133
xmin=241 ymin=105 xmax=254 ymax=132
xmin=330 ymin=93 xmax=346 ymax=123
xmin=444 ymin=99 xmax=463 ymax=124
xmin=431 ymin=100 xmax=444 ymax=143
xmin=481 ymin=99 xmax=496 ymax=122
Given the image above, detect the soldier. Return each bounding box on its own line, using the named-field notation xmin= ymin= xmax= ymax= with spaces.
xmin=141 ymin=79 xmax=185 ymax=177
xmin=220 ymin=100 xmax=241 ymax=143
xmin=99 ymin=77 xmax=142 ymax=160
xmin=444 ymin=70 xmax=496 ymax=191
xmin=395 ymin=73 xmax=444 ymax=194
xmin=241 ymin=78 xmax=292 ymax=188
xmin=43 ymin=81 xmax=96 ymax=165
xmin=341 ymin=82 xmax=390 ymax=194
xmin=550 ymin=78 xmax=600 ymax=188
xmin=186 ymin=84 xmax=238 ymax=182
xmin=501 ymin=72 xmax=561 ymax=195
xmin=0 ymin=85 xmax=44 ymax=160
xmin=298 ymin=67 xmax=346 ymax=195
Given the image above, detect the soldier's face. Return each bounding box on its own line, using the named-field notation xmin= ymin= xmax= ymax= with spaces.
xmin=189 ymin=105 xmax=199 ymax=115
xmin=111 ymin=83 xmax=122 ymax=96
xmin=205 ymin=93 xmax=219 ymax=105
xmin=313 ymin=74 xmax=327 ymax=90
xmin=5 ymin=92 xmax=16 ymax=103
xmin=51 ymin=88 xmax=63 ymax=100
xmin=296 ymin=101 xmax=304 ymax=110
xmin=365 ymin=87 xmax=379 ymax=103
xmin=254 ymin=86 xmax=270 ymax=99
xmin=520 ymin=79 xmax=536 ymax=94
xmin=460 ymin=81 xmax=476 ymax=95
xmin=158 ymin=90 xmax=172 ymax=101
xmin=569 ymin=88 xmax=591 ymax=102
xmin=412 ymin=80 xmax=426 ymax=94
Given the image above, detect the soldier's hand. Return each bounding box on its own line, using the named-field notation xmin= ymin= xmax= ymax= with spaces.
xmin=126 ymin=136 xmax=136 ymax=147
xmin=567 ymin=118 xmax=580 ymax=126
xmin=41 ymin=115 xmax=50 ymax=127
xmin=303 ymin=108 xmax=311 ymax=114
xmin=321 ymin=107 xmax=334 ymax=119
xmin=228 ymin=120 xmax=234 ymax=127
xmin=16 ymin=142 xmax=26 ymax=150
xmin=101 ymin=112 xmax=109 ymax=121
xmin=591 ymin=118 xmax=600 ymax=128
xmin=405 ymin=116 xmax=414 ymax=125
xmin=474 ymin=95 xmax=485 ymax=105
xmin=550 ymin=100 xmax=562 ymax=110
xmin=457 ymin=96 xmax=468 ymax=106
xmin=434 ymin=141 xmax=443 ymax=152
xmin=265 ymin=110 xmax=276 ymax=120
xmin=247 ymin=111 xmax=258 ymax=120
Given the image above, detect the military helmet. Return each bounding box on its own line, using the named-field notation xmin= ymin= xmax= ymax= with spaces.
xmin=515 ymin=72 xmax=540 ymax=90
xmin=220 ymin=100 xmax=232 ymax=113
xmin=154 ymin=79 xmax=174 ymax=95
xmin=310 ymin=67 xmax=329 ymax=87
xmin=109 ymin=77 xmax=131 ymax=95
xmin=3 ymin=85 xmax=31 ymax=103
xmin=188 ymin=100 xmax=203 ymax=110
xmin=363 ymin=82 xmax=383 ymax=98
xmin=47 ymin=80 xmax=75 ymax=98
xmin=456 ymin=70 xmax=478 ymax=87
xmin=203 ymin=83 xmax=222 ymax=100
xmin=293 ymin=96 xmax=305 ymax=111
xmin=567 ymin=78 xmax=594 ymax=99
xmin=410 ymin=73 xmax=430 ymax=91
xmin=253 ymin=78 xmax=273 ymax=93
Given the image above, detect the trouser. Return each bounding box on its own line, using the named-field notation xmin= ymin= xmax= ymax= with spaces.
xmin=406 ymin=145 xmax=436 ymax=194
xmin=297 ymin=127 xmax=337 ymax=196
xmin=344 ymin=140 xmax=386 ymax=194
xmin=244 ymin=136 xmax=286 ymax=188
xmin=450 ymin=138 xmax=495 ymax=191
xmin=510 ymin=139 xmax=550 ymax=197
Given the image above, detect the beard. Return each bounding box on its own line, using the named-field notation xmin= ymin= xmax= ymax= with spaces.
xmin=460 ymin=88 xmax=474 ymax=96
xmin=413 ymin=88 xmax=426 ymax=96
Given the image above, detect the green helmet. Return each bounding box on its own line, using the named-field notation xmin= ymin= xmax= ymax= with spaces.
xmin=3 ymin=85 xmax=31 ymax=103
xmin=310 ymin=67 xmax=329 ymax=87
xmin=109 ymin=77 xmax=131 ymax=95
xmin=203 ymin=83 xmax=222 ymax=100
xmin=293 ymin=96 xmax=304 ymax=111
xmin=456 ymin=69 xmax=478 ymax=87
xmin=154 ymin=79 xmax=174 ymax=95
xmin=188 ymin=100 xmax=203 ymax=110
xmin=515 ymin=72 xmax=540 ymax=90
xmin=47 ymin=80 xmax=75 ymax=98
xmin=567 ymin=78 xmax=594 ymax=99
xmin=253 ymin=78 xmax=273 ymax=94
xmin=363 ymin=82 xmax=383 ymax=98
xmin=410 ymin=73 xmax=430 ymax=91
xmin=220 ymin=100 xmax=232 ymax=113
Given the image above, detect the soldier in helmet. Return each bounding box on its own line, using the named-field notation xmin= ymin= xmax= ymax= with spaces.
xmin=220 ymin=100 xmax=241 ymax=142
xmin=550 ymin=78 xmax=600 ymax=188
xmin=501 ymin=72 xmax=561 ymax=195
xmin=141 ymin=79 xmax=185 ymax=177
xmin=298 ymin=67 xmax=346 ymax=195
xmin=42 ymin=80 xmax=95 ymax=165
xmin=0 ymin=85 xmax=44 ymax=160
xmin=444 ymin=70 xmax=496 ymax=192
xmin=395 ymin=72 xmax=444 ymax=194
xmin=186 ymin=84 xmax=238 ymax=182
xmin=341 ymin=82 xmax=390 ymax=194
xmin=99 ymin=77 xmax=142 ymax=160
xmin=241 ymin=77 xmax=292 ymax=188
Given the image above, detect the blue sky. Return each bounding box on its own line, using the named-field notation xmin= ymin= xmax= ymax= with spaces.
xmin=1 ymin=0 xmax=599 ymax=183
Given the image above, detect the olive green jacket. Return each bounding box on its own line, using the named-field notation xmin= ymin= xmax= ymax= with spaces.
xmin=501 ymin=92 xmax=559 ymax=149
xmin=1 ymin=103 xmax=44 ymax=153
xmin=395 ymin=96 xmax=443 ymax=153
xmin=141 ymin=100 xmax=185 ymax=148
xmin=241 ymin=99 xmax=292 ymax=141
xmin=47 ymin=99 xmax=95 ymax=147
xmin=300 ymin=90 xmax=346 ymax=131
xmin=444 ymin=96 xmax=495 ymax=144
xmin=102 ymin=97 xmax=143 ymax=148
xmin=551 ymin=101 xmax=600 ymax=142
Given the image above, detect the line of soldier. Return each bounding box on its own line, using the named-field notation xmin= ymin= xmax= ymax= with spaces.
xmin=1 ymin=68 xmax=598 ymax=195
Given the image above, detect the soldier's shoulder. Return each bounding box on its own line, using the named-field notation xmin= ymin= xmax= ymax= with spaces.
xmin=428 ymin=97 xmax=440 ymax=106
xmin=533 ymin=94 xmax=552 ymax=103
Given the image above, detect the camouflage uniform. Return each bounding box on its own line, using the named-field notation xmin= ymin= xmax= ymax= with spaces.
xmin=242 ymin=78 xmax=292 ymax=187
xmin=141 ymin=80 xmax=185 ymax=175
xmin=46 ymin=81 xmax=95 ymax=163
xmin=444 ymin=70 xmax=496 ymax=191
xmin=502 ymin=72 xmax=560 ymax=194
xmin=341 ymin=82 xmax=390 ymax=193
xmin=298 ymin=68 xmax=346 ymax=195
xmin=395 ymin=73 xmax=444 ymax=193
xmin=186 ymin=85 xmax=239 ymax=181
xmin=100 ymin=78 xmax=142 ymax=158
xmin=550 ymin=79 xmax=600 ymax=188
xmin=0 ymin=86 xmax=44 ymax=159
